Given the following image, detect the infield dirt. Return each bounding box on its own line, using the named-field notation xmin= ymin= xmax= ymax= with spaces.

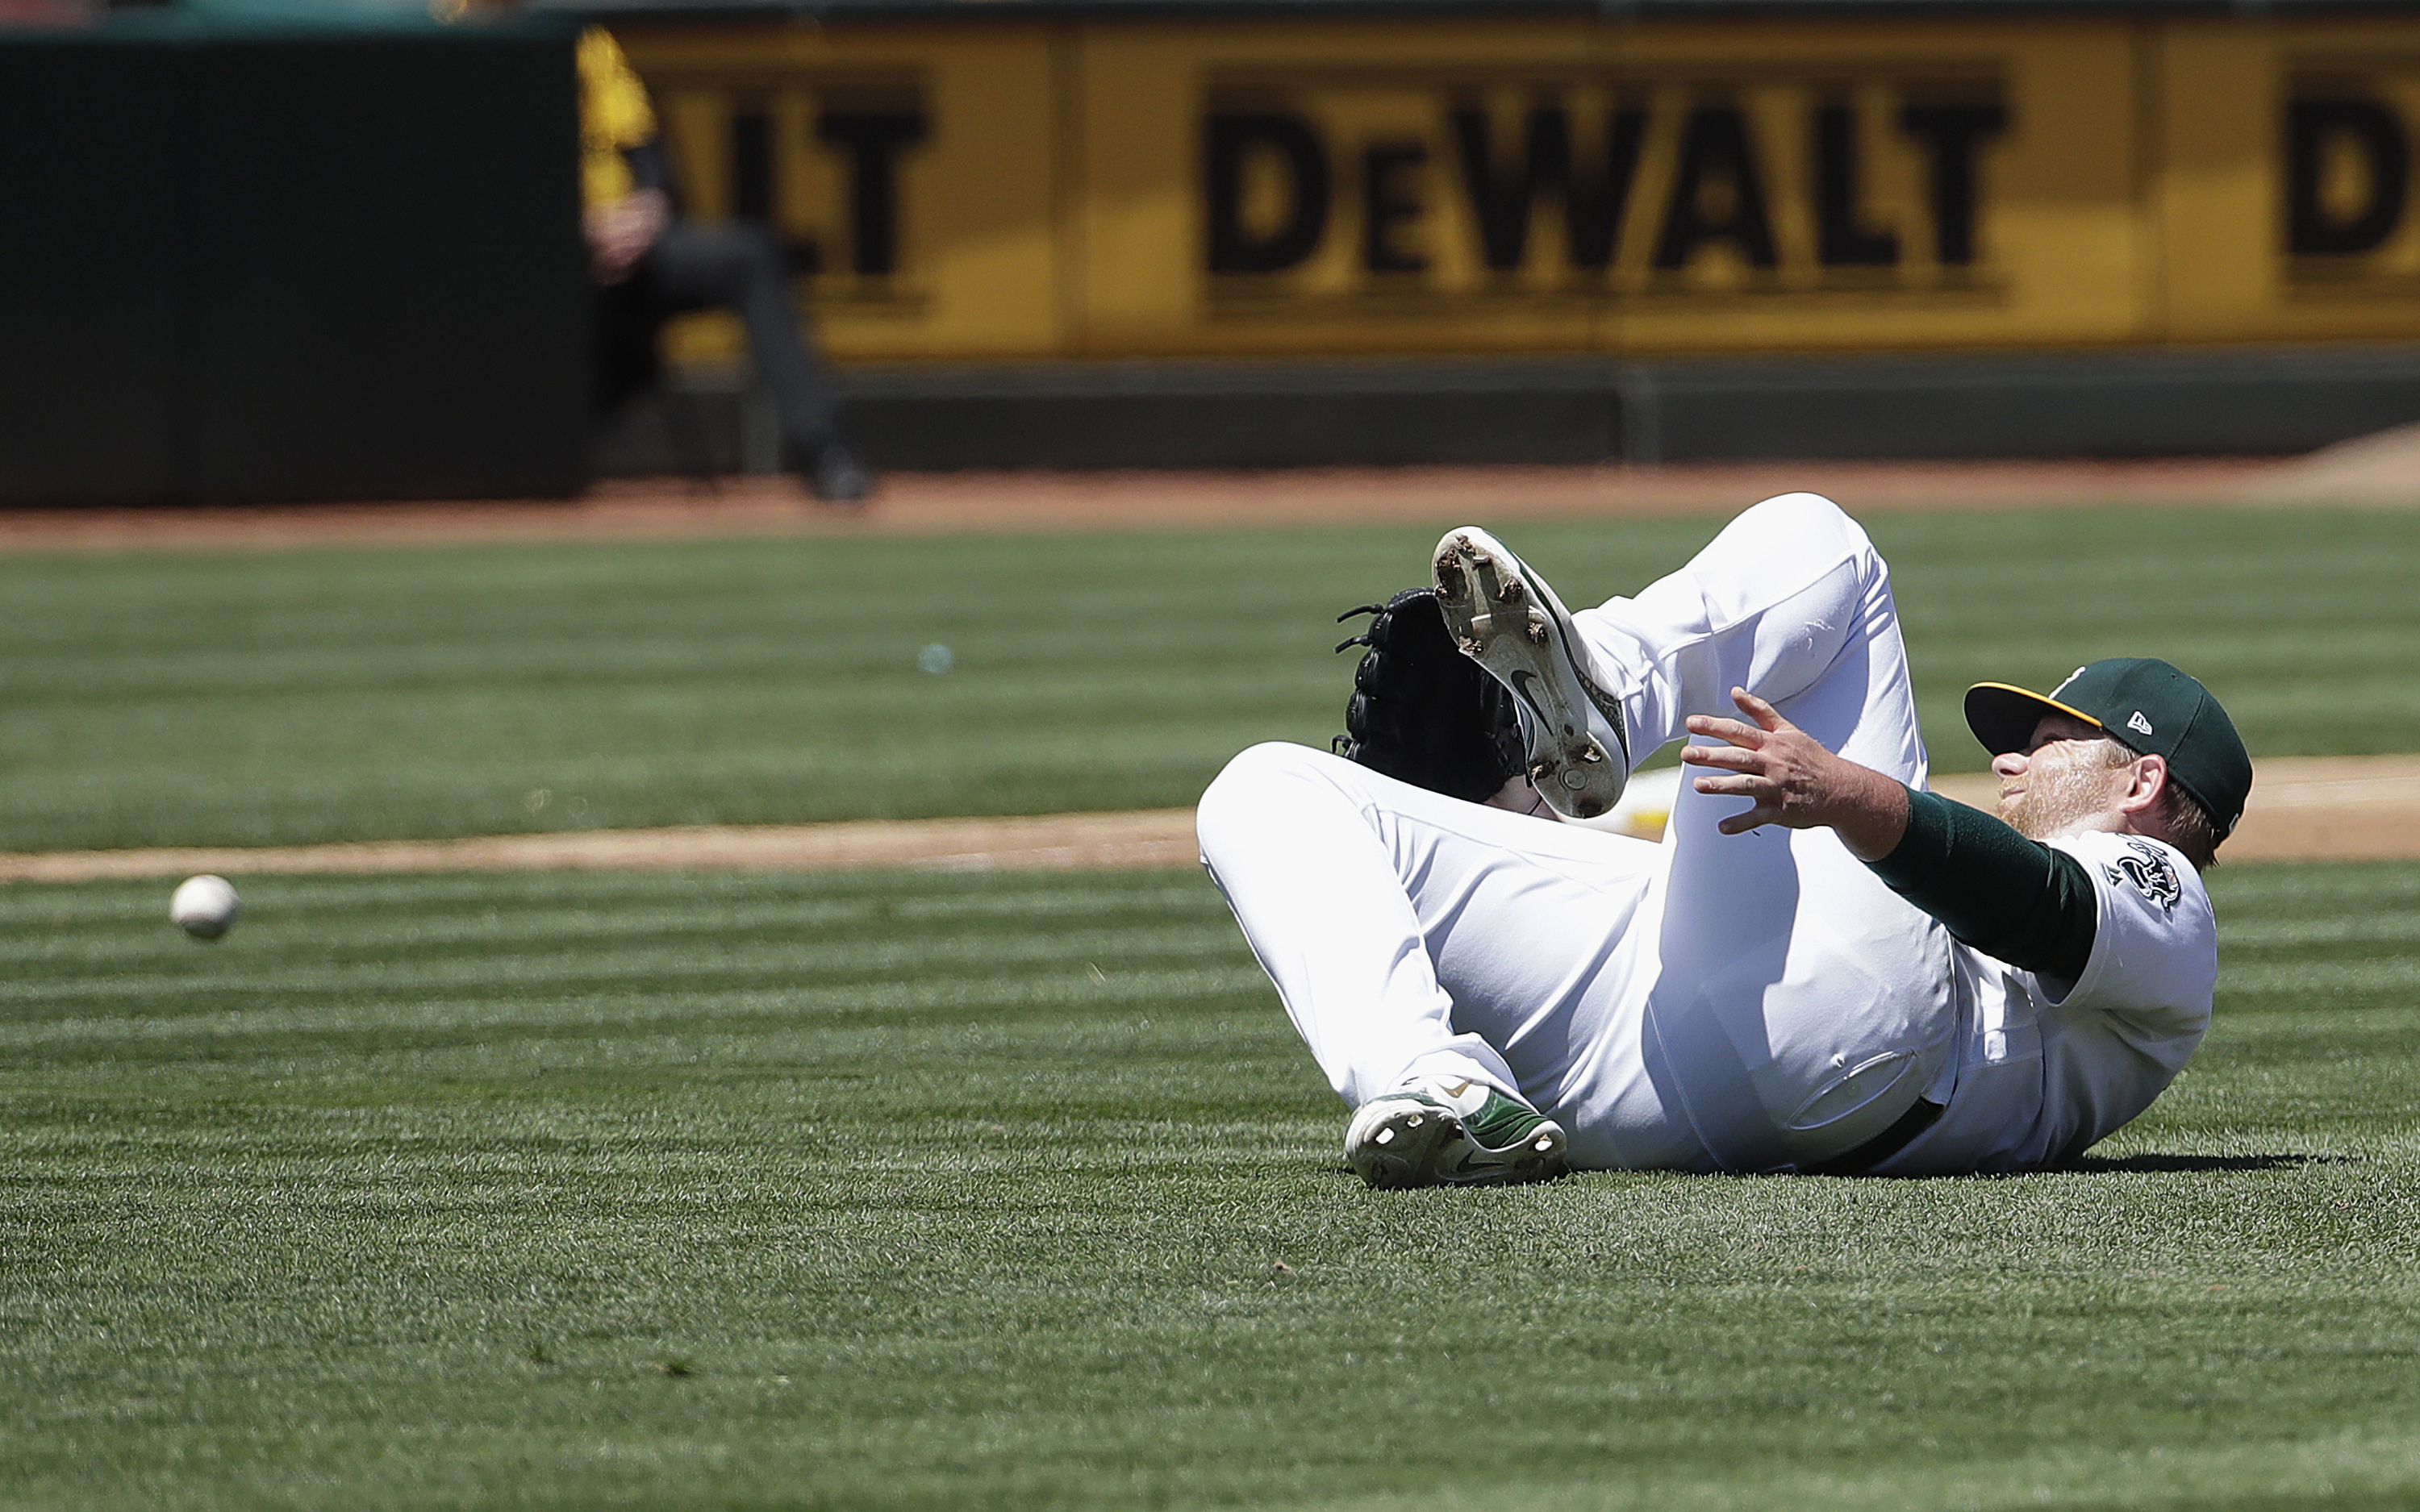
xmin=1 ymin=447 xmax=2410 ymax=555
xmin=2 ymin=756 xmax=2412 ymax=882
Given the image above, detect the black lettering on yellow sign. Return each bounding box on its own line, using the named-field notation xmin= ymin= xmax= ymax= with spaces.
xmin=1655 ymin=105 xmax=1777 ymax=270
xmin=1362 ymin=140 xmax=1429 ymax=273
xmin=1205 ymin=113 xmax=1330 ymax=273
xmin=818 ymin=111 xmax=927 ymax=275
xmin=728 ymin=109 xmax=819 ymax=273
xmin=661 ymin=75 xmax=931 ymax=286
xmin=1813 ymin=102 xmax=1896 ymax=268
xmin=2287 ymin=97 xmax=2408 ymax=256
xmin=1200 ymin=85 xmax=2008 ymax=289
xmin=1447 ymin=102 xmax=1646 ymax=271
xmin=1900 ymin=102 xmax=2005 ymax=265
xmin=724 ymin=106 xmax=927 ymax=277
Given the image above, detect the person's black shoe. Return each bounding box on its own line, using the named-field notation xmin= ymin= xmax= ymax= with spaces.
xmin=803 ymin=443 xmax=874 ymax=506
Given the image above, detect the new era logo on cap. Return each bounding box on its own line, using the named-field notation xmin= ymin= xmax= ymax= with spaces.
xmin=2128 ymin=710 xmax=2154 ymax=736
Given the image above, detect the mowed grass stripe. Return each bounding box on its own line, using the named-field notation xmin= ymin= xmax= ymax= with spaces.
xmin=0 ymin=876 xmax=1267 ymax=1064
xmin=0 ymin=869 xmax=1220 ymax=965
xmin=3 ymin=506 xmax=2417 ymax=852
xmin=0 ymin=920 xmax=1245 ymax=1002
xmin=0 ymin=972 xmax=1274 ymax=1070
xmin=4 ymin=860 xmax=2420 ymax=1508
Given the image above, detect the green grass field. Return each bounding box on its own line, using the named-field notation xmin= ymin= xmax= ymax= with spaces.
xmin=4 ymin=860 xmax=2418 ymax=1509
xmin=4 ymin=501 xmax=2419 ymax=1508
xmin=2 ymin=503 xmax=2414 ymax=850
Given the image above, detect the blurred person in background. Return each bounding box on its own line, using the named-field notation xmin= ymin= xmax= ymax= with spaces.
xmin=578 ymin=26 xmax=872 ymax=505
xmin=445 ymin=0 xmax=874 ymax=504
xmin=578 ymin=27 xmax=874 ymax=506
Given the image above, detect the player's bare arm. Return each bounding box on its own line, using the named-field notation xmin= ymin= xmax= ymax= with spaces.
xmin=1681 ymin=687 xmax=1912 ymax=860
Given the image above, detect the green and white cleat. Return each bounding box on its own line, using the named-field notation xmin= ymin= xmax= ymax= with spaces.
xmin=1345 ymin=1082 xmax=1569 ymax=1189
xmin=1431 ymin=525 xmax=1630 ymax=821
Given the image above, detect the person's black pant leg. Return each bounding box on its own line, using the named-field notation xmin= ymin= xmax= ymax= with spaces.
xmin=640 ymin=221 xmax=839 ymax=457
xmin=592 ymin=276 xmax=661 ymax=420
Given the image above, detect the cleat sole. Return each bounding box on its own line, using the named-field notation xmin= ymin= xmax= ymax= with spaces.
xmin=1431 ymin=527 xmax=1629 ymax=821
xmin=1346 ymin=1102 xmax=1469 ymax=1189
xmin=1346 ymin=1093 xmax=1571 ymax=1189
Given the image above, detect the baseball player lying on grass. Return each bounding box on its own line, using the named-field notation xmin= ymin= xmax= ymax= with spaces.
xmin=1196 ymin=493 xmax=2252 ymax=1183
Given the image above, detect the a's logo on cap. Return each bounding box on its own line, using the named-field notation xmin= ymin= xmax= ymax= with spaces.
xmin=2128 ymin=710 xmax=2155 ymax=736
xmin=2051 ymin=667 xmax=2088 ymax=698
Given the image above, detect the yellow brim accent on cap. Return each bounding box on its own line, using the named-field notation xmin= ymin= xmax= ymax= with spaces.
xmin=1964 ymin=681 xmax=2105 ymax=754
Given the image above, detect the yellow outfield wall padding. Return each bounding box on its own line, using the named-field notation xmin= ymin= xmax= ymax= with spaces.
xmin=614 ymin=15 xmax=2420 ymax=363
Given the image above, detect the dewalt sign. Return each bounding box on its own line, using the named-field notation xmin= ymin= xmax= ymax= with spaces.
xmin=614 ymin=15 xmax=2420 ymax=363
xmin=2283 ymin=56 xmax=2420 ymax=284
xmin=1197 ymin=69 xmax=2008 ymax=306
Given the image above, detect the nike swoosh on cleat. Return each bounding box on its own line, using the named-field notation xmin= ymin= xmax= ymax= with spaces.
xmin=1504 ymin=669 xmax=1552 ymax=723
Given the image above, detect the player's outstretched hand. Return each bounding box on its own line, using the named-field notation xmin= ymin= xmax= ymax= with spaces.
xmin=1680 ymin=688 xmax=1911 ymax=860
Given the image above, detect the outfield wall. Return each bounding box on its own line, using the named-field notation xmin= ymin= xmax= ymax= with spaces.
xmin=0 ymin=9 xmax=588 ymax=505
xmin=619 ymin=10 xmax=2420 ymax=369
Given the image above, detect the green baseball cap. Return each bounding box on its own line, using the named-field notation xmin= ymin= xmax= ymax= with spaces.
xmin=1964 ymin=658 xmax=2254 ymax=838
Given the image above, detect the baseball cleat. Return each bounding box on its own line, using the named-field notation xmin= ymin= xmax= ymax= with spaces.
xmin=1345 ymin=1083 xmax=1569 ymax=1189
xmin=1431 ymin=527 xmax=1631 ymax=820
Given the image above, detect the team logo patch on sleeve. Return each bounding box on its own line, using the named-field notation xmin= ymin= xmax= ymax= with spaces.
xmin=2104 ymin=839 xmax=2183 ymax=914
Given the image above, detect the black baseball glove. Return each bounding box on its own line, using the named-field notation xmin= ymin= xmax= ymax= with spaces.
xmin=1332 ymin=587 xmax=1524 ymax=804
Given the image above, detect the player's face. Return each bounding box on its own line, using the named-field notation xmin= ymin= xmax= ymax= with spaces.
xmin=1992 ymin=712 xmax=2137 ymax=841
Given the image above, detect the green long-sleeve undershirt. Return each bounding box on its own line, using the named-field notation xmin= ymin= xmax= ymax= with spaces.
xmin=1864 ymin=787 xmax=2098 ymax=983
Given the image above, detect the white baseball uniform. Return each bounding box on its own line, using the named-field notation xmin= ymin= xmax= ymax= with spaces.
xmin=1195 ymin=494 xmax=2215 ymax=1174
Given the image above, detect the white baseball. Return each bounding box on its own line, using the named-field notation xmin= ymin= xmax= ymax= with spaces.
xmin=169 ymin=874 xmax=240 ymax=940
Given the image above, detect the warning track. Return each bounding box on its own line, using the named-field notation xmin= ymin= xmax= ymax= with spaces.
xmin=2 ymin=756 xmax=2413 ymax=883
xmin=0 ymin=448 xmax=2401 ymax=556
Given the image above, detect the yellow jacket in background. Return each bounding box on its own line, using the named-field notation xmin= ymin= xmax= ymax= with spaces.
xmin=578 ymin=26 xmax=657 ymax=211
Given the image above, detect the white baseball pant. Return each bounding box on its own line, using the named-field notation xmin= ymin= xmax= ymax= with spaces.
xmin=1195 ymin=494 xmax=1959 ymax=1172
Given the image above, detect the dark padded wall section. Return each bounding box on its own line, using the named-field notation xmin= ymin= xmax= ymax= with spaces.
xmin=185 ymin=32 xmax=588 ymax=501
xmin=708 ymin=346 xmax=2420 ymax=469
xmin=0 ymin=39 xmax=183 ymax=502
xmin=1636 ymin=347 xmax=2420 ymax=460
xmin=839 ymin=360 xmax=1624 ymax=469
xmin=0 ymin=18 xmax=586 ymax=505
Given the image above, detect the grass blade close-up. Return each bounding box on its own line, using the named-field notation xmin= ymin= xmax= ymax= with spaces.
xmin=2 ymin=861 xmax=2418 ymax=1510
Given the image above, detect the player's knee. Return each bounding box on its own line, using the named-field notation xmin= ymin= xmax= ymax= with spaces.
xmin=1742 ymin=490 xmax=1853 ymax=537
xmin=1202 ymin=741 xmax=1319 ymax=808
xmin=1198 ymin=742 xmax=1330 ymax=841
xmin=1739 ymin=492 xmax=1880 ymax=577
xmin=724 ymin=221 xmax=787 ymax=274
xmin=675 ymin=222 xmax=784 ymax=287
